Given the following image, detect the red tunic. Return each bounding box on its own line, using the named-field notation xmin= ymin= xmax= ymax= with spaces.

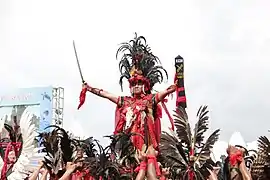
xmin=114 ymin=94 xmax=162 ymax=150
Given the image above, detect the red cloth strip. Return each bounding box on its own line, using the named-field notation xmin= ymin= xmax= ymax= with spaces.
xmin=134 ymin=161 xmax=147 ymax=172
xmin=177 ymin=87 xmax=185 ymax=91
xmin=176 ymin=96 xmax=186 ymax=103
xmin=77 ymin=88 xmax=87 ymax=109
xmin=147 ymin=155 xmax=161 ymax=176
xmin=189 ymin=171 xmax=194 ymax=180
xmin=229 ymin=150 xmax=243 ymax=166
xmin=161 ymin=99 xmax=175 ymax=131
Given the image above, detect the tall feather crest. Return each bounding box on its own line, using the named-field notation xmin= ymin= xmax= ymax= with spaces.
xmin=251 ymin=136 xmax=270 ymax=179
xmin=85 ymin=139 xmax=122 ymax=179
xmin=196 ymin=129 xmax=220 ymax=164
xmin=38 ymin=125 xmax=76 ymax=175
xmin=193 ymin=106 xmax=210 ymax=147
xmin=173 ymin=106 xmax=192 ymax=146
xmin=116 ymin=33 xmax=168 ymax=92
xmin=160 ymin=105 xmax=220 ymax=179
xmin=105 ymin=132 xmax=139 ymax=168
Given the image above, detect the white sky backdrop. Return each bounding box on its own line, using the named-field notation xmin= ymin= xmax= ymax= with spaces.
xmin=1 ymin=0 xmax=270 ymax=145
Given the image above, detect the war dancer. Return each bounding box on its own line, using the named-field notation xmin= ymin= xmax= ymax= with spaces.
xmin=81 ymin=34 xmax=176 ymax=153
xmin=0 ymin=142 xmax=21 ymax=179
xmin=0 ymin=115 xmax=22 ymax=179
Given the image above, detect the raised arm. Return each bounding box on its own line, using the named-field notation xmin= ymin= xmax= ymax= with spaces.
xmin=40 ymin=169 xmax=49 ymax=180
xmin=83 ymin=83 xmax=118 ymax=104
xmin=28 ymin=161 xmax=44 ymax=180
xmin=156 ymin=84 xmax=177 ymax=104
xmin=239 ymin=161 xmax=252 ymax=180
xmin=59 ymin=162 xmax=77 ymax=180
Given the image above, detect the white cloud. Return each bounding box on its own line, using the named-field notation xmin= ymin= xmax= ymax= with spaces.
xmin=1 ymin=1 xmax=270 ymax=145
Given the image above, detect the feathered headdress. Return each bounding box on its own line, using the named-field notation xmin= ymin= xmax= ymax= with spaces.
xmin=251 ymin=136 xmax=270 ymax=179
xmin=83 ymin=139 xmax=123 ymax=179
xmin=116 ymin=33 xmax=168 ymax=93
xmin=37 ymin=125 xmax=76 ymax=177
xmin=159 ymin=106 xmax=220 ymax=179
xmin=72 ymin=136 xmax=97 ymax=161
xmin=105 ymin=132 xmax=140 ymax=176
xmin=0 ymin=116 xmax=22 ymax=179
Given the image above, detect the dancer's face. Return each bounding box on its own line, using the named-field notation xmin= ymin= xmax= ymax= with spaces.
xmin=8 ymin=151 xmax=16 ymax=163
xmin=76 ymin=149 xmax=83 ymax=158
xmin=131 ymin=80 xmax=144 ymax=95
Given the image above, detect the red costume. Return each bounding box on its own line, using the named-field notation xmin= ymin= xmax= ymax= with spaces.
xmin=78 ymin=33 xmax=176 ymax=151
xmin=115 ymin=94 xmax=162 ymax=150
xmin=0 ymin=142 xmax=21 ymax=180
xmin=0 ymin=116 xmax=22 ymax=180
xmin=113 ymin=34 xmax=169 ymax=151
xmin=76 ymin=33 xmax=181 ymax=178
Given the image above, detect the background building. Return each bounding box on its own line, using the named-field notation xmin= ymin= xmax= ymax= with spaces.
xmin=0 ymin=86 xmax=64 ymax=134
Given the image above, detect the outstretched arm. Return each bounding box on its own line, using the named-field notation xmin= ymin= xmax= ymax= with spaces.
xmin=83 ymin=83 xmax=118 ymax=104
xmin=156 ymin=84 xmax=177 ymax=104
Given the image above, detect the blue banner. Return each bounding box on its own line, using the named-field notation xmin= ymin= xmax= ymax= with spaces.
xmin=0 ymin=87 xmax=53 ymax=132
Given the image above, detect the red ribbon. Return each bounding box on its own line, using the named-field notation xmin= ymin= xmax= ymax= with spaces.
xmin=161 ymin=99 xmax=175 ymax=131
xmin=147 ymin=155 xmax=161 ymax=176
xmin=134 ymin=161 xmax=147 ymax=172
xmin=229 ymin=150 xmax=243 ymax=166
xmin=77 ymin=87 xmax=87 ymax=110
xmin=188 ymin=170 xmax=194 ymax=180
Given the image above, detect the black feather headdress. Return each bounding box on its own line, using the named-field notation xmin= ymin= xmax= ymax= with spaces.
xmin=160 ymin=106 xmax=220 ymax=180
xmin=72 ymin=136 xmax=97 ymax=161
xmin=37 ymin=125 xmax=76 ymax=176
xmin=116 ymin=33 xmax=168 ymax=93
xmin=105 ymin=132 xmax=140 ymax=176
xmin=84 ymin=139 xmax=123 ymax=180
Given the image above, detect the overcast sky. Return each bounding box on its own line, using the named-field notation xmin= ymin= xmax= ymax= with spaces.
xmin=0 ymin=0 xmax=270 ymax=145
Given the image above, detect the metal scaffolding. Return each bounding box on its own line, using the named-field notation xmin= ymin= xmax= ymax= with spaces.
xmin=52 ymin=87 xmax=64 ymax=127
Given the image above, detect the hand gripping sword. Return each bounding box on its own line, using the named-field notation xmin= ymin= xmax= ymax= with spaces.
xmin=73 ymin=41 xmax=87 ymax=109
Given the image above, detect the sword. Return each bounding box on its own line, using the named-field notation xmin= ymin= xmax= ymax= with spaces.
xmin=73 ymin=41 xmax=87 ymax=110
xmin=73 ymin=40 xmax=85 ymax=83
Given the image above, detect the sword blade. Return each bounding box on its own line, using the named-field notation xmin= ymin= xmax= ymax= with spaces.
xmin=73 ymin=40 xmax=85 ymax=83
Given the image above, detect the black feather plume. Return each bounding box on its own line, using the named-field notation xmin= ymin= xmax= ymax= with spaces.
xmin=116 ymin=33 xmax=168 ymax=92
